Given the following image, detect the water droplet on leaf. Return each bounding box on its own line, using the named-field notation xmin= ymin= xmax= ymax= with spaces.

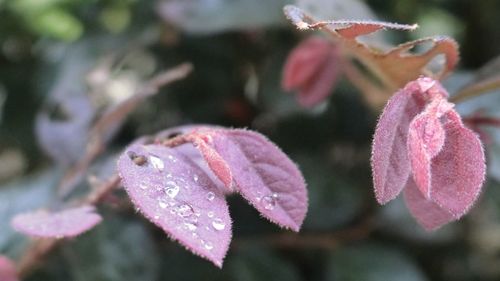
xmin=149 ymin=155 xmax=164 ymax=171
xmin=177 ymin=204 xmax=194 ymax=217
xmin=262 ymin=193 xmax=278 ymax=210
xmin=206 ymin=192 xmax=215 ymax=201
xmin=212 ymin=218 xmax=225 ymax=230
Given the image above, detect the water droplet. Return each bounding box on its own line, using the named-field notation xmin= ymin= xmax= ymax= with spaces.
xmin=256 ymin=191 xmax=263 ymax=201
xmin=207 ymin=211 xmax=214 ymax=218
xmin=158 ymin=200 xmax=168 ymax=209
xmin=206 ymin=192 xmax=215 ymax=201
xmin=184 ymin=223 xmax=197 ymax=231
xmin=193 ymin=175 xmax=199 ymax=182
xmin=212 ymin=218 xmax=225 ymax=230
xmin=165 ymin=181 xmax=180 ymax=198
xmin=168 ymin=155 xmax=177 ymax=162
xmin=139 ymin=182 xmax=148 ymax=190
xmin=154 ymin=215 xmax=160 ymax=220
xmin=177 ymin=204 xmax=194 ymax=217
xmin=204 ymin=241 xmax=214 ymax=250
xmin=149 ymin=155 xmax=164 ymax=171
xmin=262 ymin=193 xmax=278 ymax=210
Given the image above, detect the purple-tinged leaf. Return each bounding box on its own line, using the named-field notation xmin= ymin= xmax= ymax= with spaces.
xmin=371 ymin=83 xmax=423 ymax=204
xmin=11 ymin=206 xmax=102 ymax=238
xmin=403 ymin=178 xmax=455 ymax=231
xmin=407 ymin=98 xmax=453 ymax=198
xmin=428 ymin=111 xmax=485 ymax=218
xmin=210 ymin=129 xmax=308 ymax=231
xmin=117 ymin=143 xmax=231 ymax=267
xmin=371 ymin=77 xmax=450 ymax=204
xmin=35 ymin=92 xmax=95 ymax=165
xmin=0 ymin=256 xmax=18 ymax=281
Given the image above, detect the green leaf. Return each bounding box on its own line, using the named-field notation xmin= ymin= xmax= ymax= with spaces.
xmin=326 ymin=244 xmax=428 ymax=281
xmin=227 ymin=246 xmax=302 ymax=281
xmin=27 ymin=8 xmax=83 ymax=41
xmin=298 ymin=155 xmax=363 ymax=231
xmin=63 ymin=215 xmax=160 ymax=281
xmin=158 ymin=0 xmax=291 ymax=34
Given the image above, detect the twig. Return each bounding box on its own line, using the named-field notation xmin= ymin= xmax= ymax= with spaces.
xmin=233 ymin=217 xmax=374 ymax=250
xmin=58 ymin=63 xmax=193 ymax=198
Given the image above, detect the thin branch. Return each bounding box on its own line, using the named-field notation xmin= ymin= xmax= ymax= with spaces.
xmin=58 ymin=63 xmax=193 ymax=198
xmin=233 ymin=217 xmax=374 ymax=250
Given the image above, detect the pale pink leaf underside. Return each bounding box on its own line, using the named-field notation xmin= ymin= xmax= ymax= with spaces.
xmin=0 ymin=256 xmax=18 ymax=281
xmin=282 ymin=36 xmax=333 ymax=91
xmin=282 ymin=36 xmax=341 ymax=108
xmin=429 ymin=111 xmax=486 ymax=218
xmin=211 ymin=129 xmax=308 ymax=231
xmin=283 ymin=5 xmax=417 ymax=37
xmin=117 ymin=143 xmax=231 ymax=267
xmin=296 ymin=45 xmax=340 ymax=107
xmin=403 ymin=178 xmax=455 ymax=230
xmin=11 ymin=206 xmax=102 ymax=238
xmin=371 ymin=84 xmax=424 ymax=204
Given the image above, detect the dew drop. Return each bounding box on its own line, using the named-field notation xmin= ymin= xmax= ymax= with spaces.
xmin=204 ymin=241 xmax=214 ymax=250
xmin=207 ymin=211 xmax=214 ymax=218
xmin=193 ymin=175 xmax=199 ymax=182
xmin=154 ymin=215 xmax=160 ymax=220
xmin=206 ymin=192 xmax=215 ymax=201
xmin=184 ymin=223 xmax=197 ymax=231
xmin=177 ymin=204 xmax=194 ymax=217
xmin=212 ymin=218 xmax=225 ymax=231
xmin=164 ymin=181 xmax=180 ymax=198
xmin=168 ymin=155 xmax=177 ymax=162
xmin=262 ymin=193 xmax=278 ymax=210
xmin=149 ymin=155 xmax=164 ymax=171
xmin=158 ymin=200 xmax=168 ymax=209
xmin=139 ymin=182 xmax=148 ymax=190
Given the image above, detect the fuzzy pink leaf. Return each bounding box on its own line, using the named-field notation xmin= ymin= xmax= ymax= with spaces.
xmin=407 ymin=98 xmax=453 ymax=198
xmin=209 ymin=129 xmax=308 ymax=231
xmin=403 ymin=178 xmax=455 ymax=230
xmin=11 ymin=206 xmax=102 ymax=238
xmin=117 ymin=143 xmax=231 ymax=267
xmin=0 ymin=256 xmax=18 ymax=281
xmin=371 ymin=83 xmax=424 ymax=204
xmin=282 ymin=36 xmax=340 ymax=108
xmin=428 ymin=111 xmax=486 ymax=218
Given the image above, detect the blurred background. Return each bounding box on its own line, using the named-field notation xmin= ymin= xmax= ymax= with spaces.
xmin=1 ymin=0 xmax=500 ymax=280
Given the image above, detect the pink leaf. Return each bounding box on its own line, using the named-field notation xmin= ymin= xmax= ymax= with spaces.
xmin=403 ymin=178 xmax=455 ymax=231
xmin=371 ymin=82 xmax=424 ymax=204
xmin=11 ymin=206 xmax=102 ymax=238
xmin=282 ymin=36 xmax=341 ymax=108
xmin=428 ymin=111 xmax=486 ymax=218
xmin=0 ymin=256 xmax=18 ymax=281
xmin=209 ymin=129 xmax=308 ymax=231
xmin=372 ymin=77 xmax=486 ymax=230
xmin=117 ymin=143 xmax=232 ymax=267
xmin=407 ymin=98 xmax=453 ymax=198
